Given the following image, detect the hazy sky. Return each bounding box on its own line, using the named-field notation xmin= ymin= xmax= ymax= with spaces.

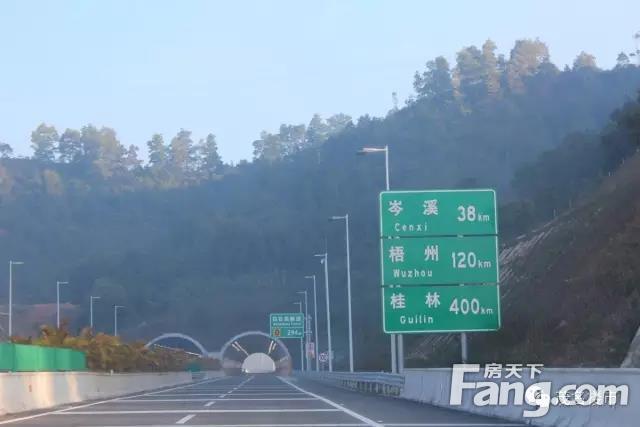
xmin=0 ymin=0 xmax=638 ymax=162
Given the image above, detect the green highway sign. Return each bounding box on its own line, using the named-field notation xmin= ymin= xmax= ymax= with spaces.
xmin=383 ymin=284 xmax=501 ymax=333
xmin=381 ymin=235 xmax=499 ymax=286
xmin=380 ymin=189 xmax=497 ymax=237
xmin=269 ymin=313 xmax=304 ymax=339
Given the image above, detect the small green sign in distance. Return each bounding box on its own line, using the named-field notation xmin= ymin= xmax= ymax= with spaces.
xmin=380 ymin=189 xmax=497 ymax=237
xmin=269 ymin=313 xmax=304 ymax=339
xmin=382 ymin=284 xmax=501 ymax=333
xmin=381 ymin=235 xmax=499 ymax=286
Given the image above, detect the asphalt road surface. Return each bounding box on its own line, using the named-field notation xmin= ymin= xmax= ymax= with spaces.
xmin=0 ymin=374 xmax=525 ymax=426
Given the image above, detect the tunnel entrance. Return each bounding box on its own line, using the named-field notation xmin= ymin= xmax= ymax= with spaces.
xmin=219 ymin=331 xmax=292 ymax=376
xmin=241 ymin=352 xmax=276 ymax=374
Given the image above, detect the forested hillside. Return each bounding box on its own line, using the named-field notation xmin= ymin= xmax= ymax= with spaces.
xmin=1 ymin=39 xmax=639 ymax=368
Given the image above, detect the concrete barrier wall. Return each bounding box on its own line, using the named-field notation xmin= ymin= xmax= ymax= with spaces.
xmin=401 ymin=368 xmax=640 ymax=427
xmin=0 ymin=371 xmax=196 ymax=415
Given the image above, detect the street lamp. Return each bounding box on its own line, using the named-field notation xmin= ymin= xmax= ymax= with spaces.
xmin=304 ymin=275 xmax=319 ymax=371
xmin=8 ymin=260 xmax=24 ymax=337
xmin=90 ymin=296 xmax=101 ymax=330
xmin=114 ymin=305 xmax=124 ymax=337
xmin=297 ymin=290 xmax=309 ymax=372
xmin=56 ymin=281 xmax=69 ymax=328
xmin=358 ymin=144 xmax=400 ymax=374
xmin=329 ymin=214 xmax=354 ymax=372
xmin=314 ymin=253 xmax=332 ymax=372
xmin=293 ymin=301 xmax=304 ymax=371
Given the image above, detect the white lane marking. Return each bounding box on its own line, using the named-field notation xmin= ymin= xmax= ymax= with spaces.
xmin=120 ymin=398 xmax=316 ymax=402
xmin=278 ymin=376 xmax=382 ymax=427
xmin=80 ymin=424 xmax=367 ymax=427
xmin=54 ymin=409 xmax=341 ymax=414
xmin=204 ymin=401 xmax=216 ymax=407
xmin=0 ymin=376 xmax=227 ymax=425
xmin=175 ymin=414 xmax=196 ymax=424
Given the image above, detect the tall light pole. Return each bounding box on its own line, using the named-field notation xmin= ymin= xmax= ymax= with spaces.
xmin=56 ymin=281 xmax=69 ymax=328
xmin=293 ymin=301 xmax=304 ymax=371
xmin=114 ymin=305 xmax=124 ymax=337
xmin=330 ymin=214 xmax=354 ymax=372
xmin=90 ymin=296 xmax=100 ymax=330
xmin=358 ymin=145 xmax=400 ymax=373
xmin=297 ymin=290 xmax=309 ymax=372
xmin=304 ymin=275 xmax=319 ymax=371
xmin=8 ymin=261 xmax=24 ymax=337
xmin=314 ymin=252 xmax=332 ymax=372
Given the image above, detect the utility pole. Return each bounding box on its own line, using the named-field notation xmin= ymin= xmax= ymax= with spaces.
xmin=8 ymin=261 xmax=24 ymax=337
xmin=90 ymin=296 xmax=100 ymax=330
xmin=357 ymin=145 xmax=399 ymax=373
xmin=304 ymin=275 xmax=320 ymax=371
xmin=114 ymin=305 xmax=124 ymax=336
xmin=294 ymin=301 xmax=304 ymax=371
xmin=56 ymin=281 xmax=68 ymax=328
xmin=314 ymin=252 xmax=332 ymax=372
xmin=297 ymin=290 xmax=310 ymax=371
xmin=330 ymin=214 xmax=354 ymax=372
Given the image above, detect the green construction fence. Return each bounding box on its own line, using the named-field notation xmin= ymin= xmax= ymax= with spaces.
xmin=0 ymin=343 xmax=86 ymax=372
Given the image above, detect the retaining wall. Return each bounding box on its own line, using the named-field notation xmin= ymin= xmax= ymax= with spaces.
xmin=0 ymin=371 xmax=200 ymax=415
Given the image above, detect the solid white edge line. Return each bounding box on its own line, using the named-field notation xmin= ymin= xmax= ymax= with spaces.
xmin=0 ymin=376 xmax=229 ymax=425
xmin=277 ymin=376 xmax=382 ymax=427
xmin=54 ymin=409 xmax=341 ymax=414
xmin=175 ymin=414 xmax=196 ymax=424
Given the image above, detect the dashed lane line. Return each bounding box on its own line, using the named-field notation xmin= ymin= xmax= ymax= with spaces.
xmin=175 ymin=414 xmax=196 ymax=424
xmin=278 ymin=376 xmax=382 ymax=427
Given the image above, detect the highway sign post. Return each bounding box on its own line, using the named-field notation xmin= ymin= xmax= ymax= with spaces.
xmin=270 ymin=313 xmax=304 ymax=339
xmin=381 ymin=235 xmax=499 ymax=286
xmin=382 ymin=284 xmax=501 ymax=333
xmin=380 ymin=189 xmax=497 ymax=237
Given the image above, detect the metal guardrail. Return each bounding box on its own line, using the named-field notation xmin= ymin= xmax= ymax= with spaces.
xmin=295 ymin=371 xmax=404 ymax=396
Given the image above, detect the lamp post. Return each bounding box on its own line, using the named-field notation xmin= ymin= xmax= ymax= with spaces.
xmin=357 ymin=145 xmax=400 ymax=373
xmin=293 ymin=301 xmax=304 ymax=371
xmin=114 ymin=305 xmax=124 ymax=336
xmin=329 ymin=214 xmax=354 ymax=372
xmin=314 ymin=252 xmax=332 ymax=372
xmin=90 ymin=296 xmax=101 ymax=330
xmin=56 ymin=281 xmax=69 ymax=328
xmin=304 ymin=275 xmax=319 ymax=371
xmin=8 ymin=261 xmax=24 ymax=337
xmin=297 ymin=290 xmax=309 ymax=372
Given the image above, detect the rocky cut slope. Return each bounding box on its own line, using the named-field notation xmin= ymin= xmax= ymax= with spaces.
xmin=409 ymin=151 xmax=640 ymax=367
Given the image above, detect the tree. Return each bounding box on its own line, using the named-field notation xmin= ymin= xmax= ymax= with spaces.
xmin=481 ymin=39 xmax=501 ymax=97
xmin=253 ymin=131 xmax=284 ymax=161
xmin=58 ymin=129 xmax=83 ymax=163
xmin=573 ymin=51 xmax=598 ymax=70
xmin=307 ymin=114 xmax=330 ymax=145
xmin=195 ymin=134 xmax=223 ymax=179
xmin=616 ymin=52 xmax=631 ymax=68
xmin=0 ymin=142 xmax=13 ymax=158
xmin=326 ymin=114 xmax=352 ymax=135
xmin=506 ymin=39 xmax=551 ymax=93
xmin=31 ymin=123 xmax=59 ymax=162
xmin=147 ymin=134 xmax=168 ymax=170
xmin=169 ymin=129 xmax=196 ymax=179
xmin=414 ymin=56 xmax=455 ymax=103
xmin=455 ymin=46 xmax=486 ymax=103
xmin=124 ymin=145 xmax=142 ymax=171
xmin=93 ymin=127 xmax=126 ymax=178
